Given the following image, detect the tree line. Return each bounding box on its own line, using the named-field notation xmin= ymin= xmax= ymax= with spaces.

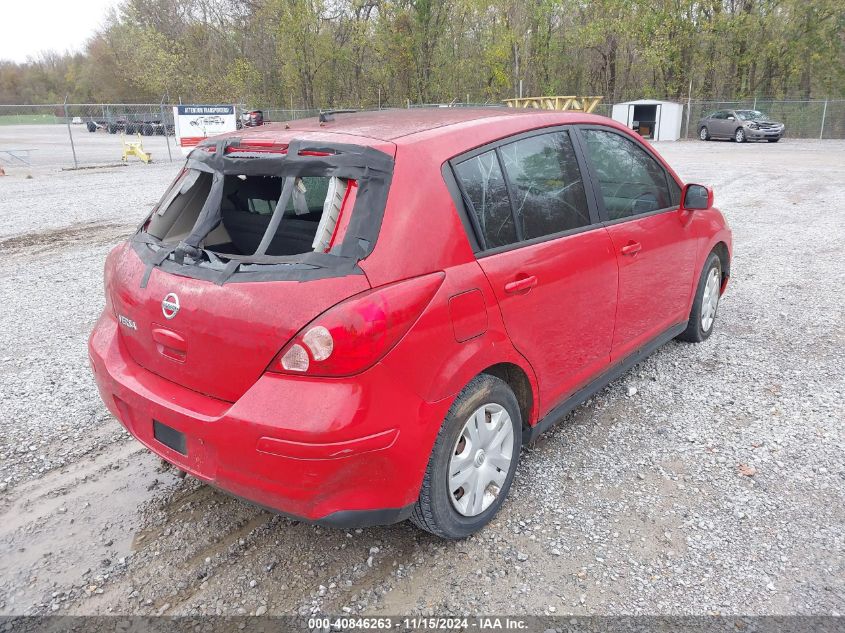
xmin=1 ymin=0 xmax=843 ymax=107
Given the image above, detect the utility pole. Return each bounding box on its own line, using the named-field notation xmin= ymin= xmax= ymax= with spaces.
xmin=161 ymin=95 xmax=173 ymax=163
xmin=820 ymin=99 xmax=828 ymax=139
xmin=63 ymin=95 xmax=78 ymax=169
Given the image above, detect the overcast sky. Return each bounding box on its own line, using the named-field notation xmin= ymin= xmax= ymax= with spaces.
xmin=0 ymin=0 xmax=119 ymax=63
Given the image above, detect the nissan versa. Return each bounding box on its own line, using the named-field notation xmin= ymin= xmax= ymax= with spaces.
xmin=89 ymin=108 xmax=732 ymax=538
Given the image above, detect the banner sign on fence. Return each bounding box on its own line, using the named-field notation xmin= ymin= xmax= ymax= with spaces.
xmin=173 ymin=105 xmax=237 ymax=154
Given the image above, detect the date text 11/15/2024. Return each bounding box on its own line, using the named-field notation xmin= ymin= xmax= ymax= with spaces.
xmin=307 ymin=616 xmax=528 ymax=630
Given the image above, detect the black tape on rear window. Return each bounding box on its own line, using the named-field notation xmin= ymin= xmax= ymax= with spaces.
xmin=130 ymin=137 xmax=394 ymax=285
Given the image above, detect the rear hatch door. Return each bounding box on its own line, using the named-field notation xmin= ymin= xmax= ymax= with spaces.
xmin=111 ymin=250 xmax=369 ymax=402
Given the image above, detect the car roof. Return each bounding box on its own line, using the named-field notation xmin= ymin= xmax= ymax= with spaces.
xmin=242 ymin=107 xmax=612 ymax=142
xmin=279 ymin=107 xmax=522 ymax=140
xmin=216 ymin=107 xmax=629 ymax=162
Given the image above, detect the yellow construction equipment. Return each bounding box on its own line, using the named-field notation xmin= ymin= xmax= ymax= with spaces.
xmin=503 ymin=96 xmax=604 ymax=113
xmin=121 ymin=133 xmax=153 ymax=164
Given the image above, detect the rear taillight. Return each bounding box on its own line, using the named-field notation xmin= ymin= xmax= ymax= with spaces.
xmin=267 ymin=272 xmax=445 ymax=377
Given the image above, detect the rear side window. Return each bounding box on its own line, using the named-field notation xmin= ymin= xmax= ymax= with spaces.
xmin=498 ymin=131 xmax=590 ymax=239
xmin=581 ymin=129 xmax=674 ymax=220
xmin=454 ymin=151 xmax=517 ymax=249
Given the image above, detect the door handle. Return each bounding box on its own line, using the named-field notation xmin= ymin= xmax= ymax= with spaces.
xmin=621 ymin=241 xmax=642 ymax=256
xmin=504 ymin=275 xmax=538 ymax=294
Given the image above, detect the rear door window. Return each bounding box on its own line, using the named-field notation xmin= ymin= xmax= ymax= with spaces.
xmin=453 ymin=150 xmax=517 ymax=249
xmin=580 ymin=129 xmax=676 ymax=220
xmin=498 ymin=131 xmax=590 ymax=240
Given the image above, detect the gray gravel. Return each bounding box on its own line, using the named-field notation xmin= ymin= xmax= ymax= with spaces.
xmin=0 ymin=138 xmax=843 ymax=617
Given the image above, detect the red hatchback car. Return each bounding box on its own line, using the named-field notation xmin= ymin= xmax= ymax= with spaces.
xmin=89 ymin=108 xmax=731 ymax=538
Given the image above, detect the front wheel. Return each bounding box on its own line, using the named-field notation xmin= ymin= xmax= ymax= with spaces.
xmin=699 ymin=126 xmax=710 ymax=141
xmin=678 ymin=252 xmax=722 ymax=343
xmin=734 ymin=128 xmax=746 ymax=143
xmin=410 ymin=374 xmax=522 ymax=539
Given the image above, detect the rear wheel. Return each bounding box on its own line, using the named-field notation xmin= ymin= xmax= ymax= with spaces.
xmin=699 ymin=126 xmax=710 ymax=141
xmin=410 ymin=374 xmax=522 ymax=539
xmin=678 ymin=252 xmax=722 ymax=343
xmin=734 ymin=127 xmax=746 ymax=143
xmin=86 ymin=121 xmax=97 ymax=133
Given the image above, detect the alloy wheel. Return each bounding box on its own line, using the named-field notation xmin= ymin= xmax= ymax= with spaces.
xmin=701 ymin=267 xmax=721 ymax=332
xmin=448 ymin=403 xmax=514 ymax=517
xmin=735 ymin=128 xmax=745 ymax=142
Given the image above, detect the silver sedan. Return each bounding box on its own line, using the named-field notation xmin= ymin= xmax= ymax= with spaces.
xmin=698 ymin=109 xmax=785 ymax=143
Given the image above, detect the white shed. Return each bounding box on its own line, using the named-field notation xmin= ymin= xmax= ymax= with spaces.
xmin=611 ymin=99 xmax=684 ymax=141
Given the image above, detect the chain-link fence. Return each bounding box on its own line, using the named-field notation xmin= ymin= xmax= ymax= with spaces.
xmin=0 ymin=102 xmax=323 ymax=171
xmin=414 ymin=98 xmax=843 ymax=140
xmin=0 ymin=98 xmax=842 ymax=171
xmin=681 ymin=99 xmax=843 ymax=139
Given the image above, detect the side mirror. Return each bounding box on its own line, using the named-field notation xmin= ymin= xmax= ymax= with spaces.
xmin=727 ymin=116 xmax=735 ymax=121
xmin=681 ymin=183 xmax=712 ymax=211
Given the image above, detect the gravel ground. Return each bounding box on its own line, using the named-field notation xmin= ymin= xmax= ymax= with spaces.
xmin=0 ymin=138 xmax=843 ymax=618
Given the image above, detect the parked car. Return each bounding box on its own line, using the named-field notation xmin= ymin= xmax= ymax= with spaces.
xmin=242 ymin=109 xmax=264 ymax=127
xmin=698 ymin=109 xmax=784 ymax=142
xmin=88 ymin=109 xmax=732 ymax=538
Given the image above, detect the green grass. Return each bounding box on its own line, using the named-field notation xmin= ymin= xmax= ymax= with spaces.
xmin=0 ymin=114 xmax=60 ymax=125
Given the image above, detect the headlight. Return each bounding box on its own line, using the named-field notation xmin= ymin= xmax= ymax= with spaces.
xmin=747 ymin=122 xmax=759 ymax=129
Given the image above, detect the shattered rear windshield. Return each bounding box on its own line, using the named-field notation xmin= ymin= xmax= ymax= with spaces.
xmin=146 ymin=171 xmax=349 ymax=258
xmin=132 ymin=138 xmax=393 ymax=284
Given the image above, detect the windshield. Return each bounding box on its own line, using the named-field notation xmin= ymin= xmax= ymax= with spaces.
xmin=736 ymin=110 xmax=767 ymax=121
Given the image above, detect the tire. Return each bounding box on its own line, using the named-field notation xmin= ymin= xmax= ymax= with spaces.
xmin=699 ymin=126 xmax=710 ymax=141
xmin=767 ymin=138 xmax=780 ymax=143
xmin=734 ymin=127 xmax=746 ymax=143
xmin=86 ymin=121 xmax=97 ymax=133
xmin=678 ymin=252 xmax=722 ymax=343
xmin=410 ymin=374 xmax=522 ymax=539
xmin=141 ymin=124 xmax=154 ymax=136
xmin=107 ymin=124 xmax=117 ymax=134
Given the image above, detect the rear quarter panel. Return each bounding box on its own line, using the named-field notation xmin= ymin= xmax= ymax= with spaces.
xmin=378 ymin=259 xmax=540 ymax=423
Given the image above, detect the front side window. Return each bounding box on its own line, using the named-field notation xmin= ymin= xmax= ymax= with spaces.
xmin=581 ymin=129 xmax=676 ymax=220
xmin=454 ymin=150 xmax=517 ymax=249
xmin=498 ymin=131 xmax=590 ymax=240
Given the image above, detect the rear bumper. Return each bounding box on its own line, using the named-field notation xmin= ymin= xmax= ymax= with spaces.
xmin=88 ymin=313 xmax=449 ymax=526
